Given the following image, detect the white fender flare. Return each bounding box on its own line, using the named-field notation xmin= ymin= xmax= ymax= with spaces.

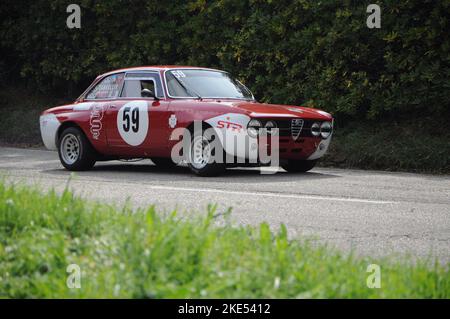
xmin=205 ymin=113 xmax=258 ymax=161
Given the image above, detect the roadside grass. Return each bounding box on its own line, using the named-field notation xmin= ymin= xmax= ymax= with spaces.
xmin=0 ymin=181 xmax=448 ymax=298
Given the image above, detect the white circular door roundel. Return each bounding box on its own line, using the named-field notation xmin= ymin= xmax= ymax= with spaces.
xmin=117 ymin=101 xmax=149 ymax=146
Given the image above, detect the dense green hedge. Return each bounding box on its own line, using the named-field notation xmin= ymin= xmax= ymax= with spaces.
xmin=1 ymin=0 xmax=449 ymax=121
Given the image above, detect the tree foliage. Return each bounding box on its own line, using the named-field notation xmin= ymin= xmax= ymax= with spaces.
xmin=1 ymin=0 xmax=449 ymax=120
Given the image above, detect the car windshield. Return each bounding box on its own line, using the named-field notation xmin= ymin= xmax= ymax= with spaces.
xmin=166 ymin=69 xmax=254 ymax=100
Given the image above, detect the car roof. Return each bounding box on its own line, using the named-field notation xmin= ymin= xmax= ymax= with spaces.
xmin=97 ymin=66 xmax=223 ymax=79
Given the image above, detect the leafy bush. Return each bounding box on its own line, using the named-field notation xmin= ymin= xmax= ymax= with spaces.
xmin=1 ymin=0 xmax=449 ymax=121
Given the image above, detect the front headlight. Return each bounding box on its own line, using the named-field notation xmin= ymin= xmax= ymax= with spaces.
xmin=320 ymin=121 xmax=332 ymax=139
xmin=264 ymin=120 xmax=277 ymax=134
xmin=311 ymin=122 xmax=321 ymax=137
xmin=247 ymin=119 xmax=262 ymax=138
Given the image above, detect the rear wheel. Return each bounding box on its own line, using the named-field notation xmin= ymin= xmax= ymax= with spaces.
xmin=187 ymin=127 xmax=225 ymax=177
xmin=281 ymin=159 xmax=317 ymax=173
xmin=151 ymin=157 xmax=177 ymax=168
xmin=58 ymin=127 xmax=96 ymax=171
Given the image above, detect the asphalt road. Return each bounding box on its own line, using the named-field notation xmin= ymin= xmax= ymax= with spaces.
xmin=1 ymin=146 xmax=449 ymax=263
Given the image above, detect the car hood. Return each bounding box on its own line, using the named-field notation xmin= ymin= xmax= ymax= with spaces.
xmin=227 ymin=101 xmax=332 ymax=120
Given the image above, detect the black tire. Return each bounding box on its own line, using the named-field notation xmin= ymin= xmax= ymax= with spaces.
xmin=187 ymin=126 xmax=225 ymax=177
xmin=281 ymin=159 xmax=317 ymax=173
xmin=58 ymin=127 xmax=96 ymax=171
xmin=151 ymin=157 xmax=177 ymax=168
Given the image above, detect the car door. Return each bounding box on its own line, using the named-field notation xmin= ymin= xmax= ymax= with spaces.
xmin=104 ymin=71 xmax=170 ymax=156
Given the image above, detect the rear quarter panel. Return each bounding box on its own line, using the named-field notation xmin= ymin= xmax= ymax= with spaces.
xmin=43 ymin=102 xmax=110 ymax=154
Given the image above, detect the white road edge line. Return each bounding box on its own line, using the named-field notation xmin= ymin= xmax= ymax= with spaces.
xmin=148 ymin=185 xmax=394 ymax=204
xmin=1 ymin=171 xmax=394 ymax=204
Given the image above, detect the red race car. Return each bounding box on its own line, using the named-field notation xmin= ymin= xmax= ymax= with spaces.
xmin=40 ymin=66 xmax=333 ymax=176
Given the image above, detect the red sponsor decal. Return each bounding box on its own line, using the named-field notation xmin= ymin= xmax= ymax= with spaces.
xmin=217 ymin=120 xmax=243 ymax=132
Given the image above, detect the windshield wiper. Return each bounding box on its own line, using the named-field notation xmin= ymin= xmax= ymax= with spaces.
xmin=172 ymin=75 xmax=202 ymax=100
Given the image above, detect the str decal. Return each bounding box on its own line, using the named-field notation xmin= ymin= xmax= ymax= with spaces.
xmin=217 ymin=120 xmax=243 ymax=132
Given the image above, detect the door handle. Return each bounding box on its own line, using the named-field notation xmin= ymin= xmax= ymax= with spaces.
xmin=110 ymin=104 xmax=117 ymax=109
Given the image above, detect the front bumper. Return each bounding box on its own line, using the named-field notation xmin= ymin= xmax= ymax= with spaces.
xmin=261 ymin=135 xmax=332 ymax=160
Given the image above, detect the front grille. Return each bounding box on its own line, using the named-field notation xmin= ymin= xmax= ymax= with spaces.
xmin=275 ymin=119 xmax=318 ymax=138
xmin=256 ymin=118 xmax=325 ymax=139
xmin=291 ymin=119 xmax=304 ymax=140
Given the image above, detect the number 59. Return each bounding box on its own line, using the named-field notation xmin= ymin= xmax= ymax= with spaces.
xmin=123 ymin=107 xmax=139 ymax=133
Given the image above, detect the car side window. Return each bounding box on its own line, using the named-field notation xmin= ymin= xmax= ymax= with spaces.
xmin=121 ymin=72 xmax=164 ymax=98
xmin=86 ymin=73 xmax=124 ymax=100
xmin=122 ymin=79 xmax=156 ymax=98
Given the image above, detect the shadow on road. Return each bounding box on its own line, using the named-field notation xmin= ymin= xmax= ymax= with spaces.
xmin=42 ymin=161 xmax=341 ymax=183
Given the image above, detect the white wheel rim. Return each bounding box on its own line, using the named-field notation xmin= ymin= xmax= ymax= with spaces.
xmin=61 ymin=134 xmax=80 ymax=165
xmin=190 ymin=136 xmax=212 ymax=170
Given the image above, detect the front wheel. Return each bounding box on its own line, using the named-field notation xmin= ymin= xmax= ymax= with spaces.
xmin=187 ymin=128 xmax=225 ymax=177
xmin=58 ymin=127 xmax=96 ymax=171
xmin=281 ymin=159 xmax=317 ymax=173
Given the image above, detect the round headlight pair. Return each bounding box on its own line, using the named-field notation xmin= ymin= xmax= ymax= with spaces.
xmin=247 ymin=120 xmax=277 ymax=137
xmin=264 ymin=120 xmax=277 ymax=135
xmin=311 ymin=122 xmax=321 ymax=137
xmin=265 ymin=120 xmax=277 ymax=130
xmin=247 ymin=119 xmax=262 ymax=138
xmin=311 ymin=121 xmax=332 ymax=139
xmin=320 ymin=121 xmax=332 ymax=139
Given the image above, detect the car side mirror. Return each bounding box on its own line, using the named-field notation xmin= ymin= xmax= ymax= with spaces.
xmin=141 ymin=88 xmax=158 ymax=99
